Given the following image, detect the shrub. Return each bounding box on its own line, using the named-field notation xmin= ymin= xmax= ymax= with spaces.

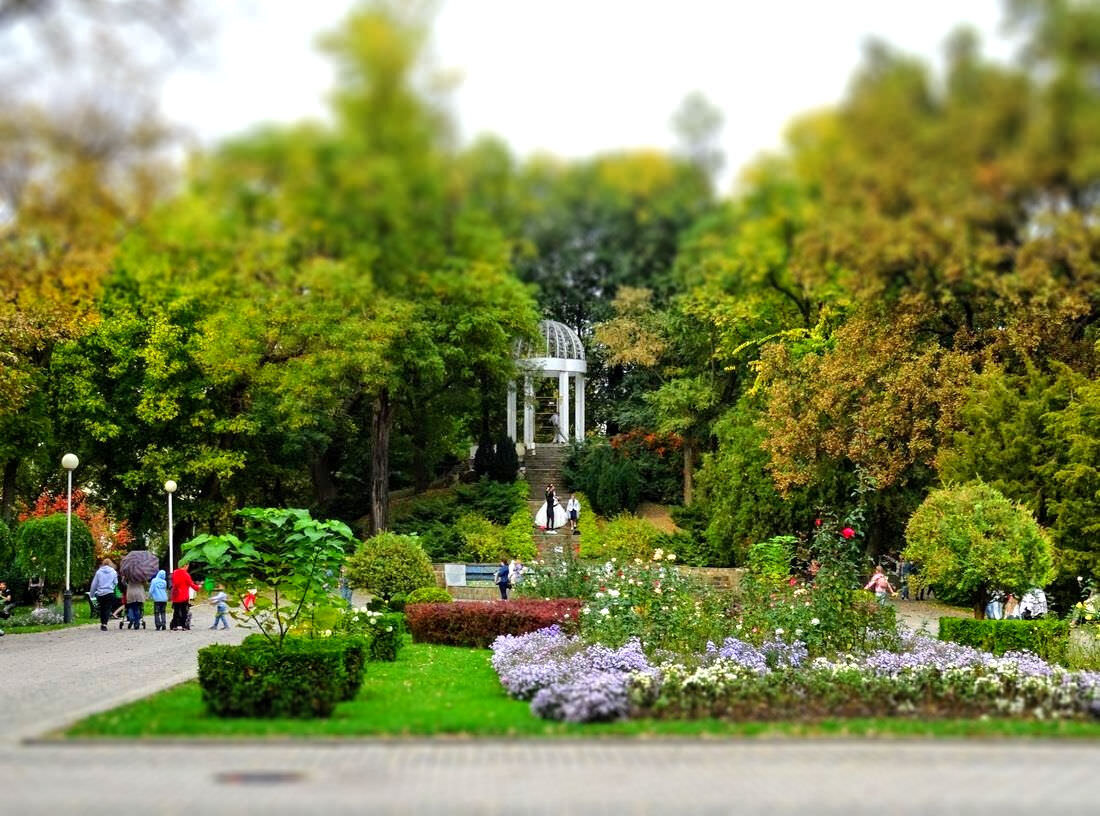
xmin=489 ymin=432 xmax=520 ymax=483
xmin=406 ymin=586 xmax=453 ymax=604
xmin=938 ymin=617 xmax=1070 ymax=664
xmin=747 ymin=536 xmax=796 ymax=588
xmin=182 ymin=508 xmax=354 ymax=647
xmin=387 ymin=593 xmax=407 ymax=612
xmin=454 ymin=478 xmax=528 ymax=525
xmin=346 ymin=532 xmax=436 ymax=601
xmin=565 ymin=433 xmax=682 ymax=513
xmin=512 ymin=554 xmax=592 ymax=600
xmin=904 ymin=483 xmax=1055 ymax=618
xmin=472 ymin=433 xmax=494 ymax=478
xmin=198 ymin=638 xmax=352 ymax=717
xmin=330 ymin=607 xmax=405 ymax=662
xmin=0 ymin=517 xmax=14 ymax=584
xmin=405 ymin=599 xmax=581 ymax=648
xmin=502 ymin=509 xmax=537 ymax=562
xmin=455 ymin=513 xmax=503 ymax=561
xmin=579 ymin=514 xmax=659 ymax=561
xmin=15 ymin=514 xmax=95 ymax=597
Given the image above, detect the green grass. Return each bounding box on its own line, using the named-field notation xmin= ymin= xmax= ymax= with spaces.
xmin=65 ymin=641 xmax=1100 ymax=740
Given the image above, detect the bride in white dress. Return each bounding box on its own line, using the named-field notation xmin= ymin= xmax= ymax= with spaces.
xmin=534 ymin=498 xmax=565 ymax=531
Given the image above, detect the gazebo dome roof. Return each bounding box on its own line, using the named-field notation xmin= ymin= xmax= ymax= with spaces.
xmin=521 ymin=320 xmax=585 ymax=362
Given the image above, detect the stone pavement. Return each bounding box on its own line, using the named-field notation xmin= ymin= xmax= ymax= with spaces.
xmin=4 ymin=739 xmax=1100 ymax=814
xmin=3 ymin=622 xmax=1100 ymax=814
xmin=0 ymin=617 xmax=247 ymax=743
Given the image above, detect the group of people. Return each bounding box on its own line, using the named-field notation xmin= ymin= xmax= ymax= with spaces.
xmin=537 ymin=482 xmax=580 ymax=535
xmin=87 ymin=559 xmax=230 ymax=632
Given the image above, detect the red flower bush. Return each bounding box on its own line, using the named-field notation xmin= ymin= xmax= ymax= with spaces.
xmin=405 ymin=599 xmax=582 ymax=648
xmin=841 ymin=527 xmax=856 ymax=539
xmin=20 ymin=489 xmax=133 ymax=561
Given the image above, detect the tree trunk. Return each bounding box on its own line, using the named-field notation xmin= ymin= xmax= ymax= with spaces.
xmin=973 ymin=585 xmax=988 ymax=619
xmin=369 ymin=388 xmax=394 ymax=534
xmin=310 ymin=447 xmax=338 ymax=509
xmin=1 ymin=458 xmax=16 ymax=523
xmin=682 ymin=440 xmax=695 ymax=506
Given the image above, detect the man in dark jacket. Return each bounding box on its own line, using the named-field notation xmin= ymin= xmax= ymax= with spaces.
xmin=495 ymin=560 xmax=510 ymax=600
xmin=544 ymin=483 xmax=556 ymax=533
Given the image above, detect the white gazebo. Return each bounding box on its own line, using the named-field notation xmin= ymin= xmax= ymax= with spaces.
xmin=507 ymin=320 xmax=586 ymax=445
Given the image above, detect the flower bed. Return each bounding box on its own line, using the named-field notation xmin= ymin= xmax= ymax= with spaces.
xmin=406 ymin=599 xmax=580 ymax=648
xmin=491 ymin=627 xmax=1100 ymax=724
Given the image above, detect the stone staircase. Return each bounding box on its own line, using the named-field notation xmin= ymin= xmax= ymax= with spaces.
xmin=523 ymin=444 xmax=569 ymax=499
xmin=523 ymin=445 xmax=578 ymax=559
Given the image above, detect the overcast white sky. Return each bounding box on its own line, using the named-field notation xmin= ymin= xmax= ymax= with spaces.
xmin=161 ymin=0 xmax=1018 ymax=192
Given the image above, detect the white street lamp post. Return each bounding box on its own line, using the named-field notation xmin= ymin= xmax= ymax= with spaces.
xmin=164 ymin=480 xmax=177 ymax=574
xmin=61 ymin=453 xmax=79 ymax=623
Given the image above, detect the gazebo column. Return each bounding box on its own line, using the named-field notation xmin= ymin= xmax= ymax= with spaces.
xmin=523 ymin=374 xmax=534 ymax=446
xmin=506 ymin=381 xmax=517 ymax=442
xmin=558 ymin=370 xmax=570 ymax=443
xmin=574 ymin=373 xmax=585 ymax=442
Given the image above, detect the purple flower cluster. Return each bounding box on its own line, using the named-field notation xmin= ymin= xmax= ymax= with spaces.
xmin=491 ymin=627 xmax=655 ymax=719
xmin=531 ymin=671 xmax=632 ymax=723
xmin=706 ymin=638 xmax=767 ymax=674
xmin=493 ymin=627 xmax=1100 ymax=724
xmin=704 ymin=637 xmax=809 ymax=674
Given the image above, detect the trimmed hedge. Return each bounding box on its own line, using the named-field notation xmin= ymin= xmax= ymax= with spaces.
xmin=198 ymin=637 xmax=361 ymax=718
xmin=406 ymin=586 xmax=453 ymax=604
xmin=938 ymin=617 xmax=1070 ymax=664
xmin=405 ymin=599 xmax=581 ymax=648
xmin=367 ymin=612 xmax=405 ymax=662
xmin=241 ymin=634 xmax=369 ymax=701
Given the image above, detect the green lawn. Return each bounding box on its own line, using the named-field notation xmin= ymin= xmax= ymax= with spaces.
xmin=66 ymin=640 xmax=1100 ymax=740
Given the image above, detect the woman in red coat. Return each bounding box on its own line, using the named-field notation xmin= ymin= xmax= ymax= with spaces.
xmin=169 ymin=565 xmax=200 ymax=630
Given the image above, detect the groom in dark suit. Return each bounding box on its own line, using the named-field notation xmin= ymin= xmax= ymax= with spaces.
xmin=544 ymin=483 xmax=556 ymax=532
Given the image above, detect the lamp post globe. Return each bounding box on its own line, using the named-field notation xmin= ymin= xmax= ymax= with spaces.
xmin=61 ymin=453 xmax=79 ymax=623
xmin=165 ymin=480 xmax=177 ymax=575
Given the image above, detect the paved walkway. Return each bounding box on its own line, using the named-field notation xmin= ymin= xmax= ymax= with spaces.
xmin=0 ymin=619 xmax=247 ymax=743
xmin=4 ymin=739 xmax=1100 ymax=814
xmin=3 ymin=619 xmax=1099 ymax=814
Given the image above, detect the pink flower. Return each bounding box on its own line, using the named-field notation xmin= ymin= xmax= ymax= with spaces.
xmin=841 ymin=527 xmax=855 ymax=539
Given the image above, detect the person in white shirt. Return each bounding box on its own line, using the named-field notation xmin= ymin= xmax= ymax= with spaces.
xmin=550 ymin=412 xmax=567 ymax=444
xmin=566 ymin=494 xmax=580 ymax=533
xmin=508 ymin=559 xmax=524 ymax=588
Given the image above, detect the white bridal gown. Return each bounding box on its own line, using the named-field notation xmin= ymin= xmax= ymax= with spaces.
xmin=534 ymin=500 xmax=565 ymax=530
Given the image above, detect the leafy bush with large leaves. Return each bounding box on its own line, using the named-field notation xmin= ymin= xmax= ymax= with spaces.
xmin=181 ymin=507 xmax=354 ymax=647
xmin=903 ymin=483 xmax=1055 ymax=618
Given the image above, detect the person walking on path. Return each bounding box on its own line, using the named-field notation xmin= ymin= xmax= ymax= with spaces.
xmin=124 ymin=578 xmax=146 ymax=630
xmin=566 ymin=494 xmax=580 ymax=533
xmin=0 ymin=580 xmax=11 ymax=636
xmin=544 ymin=483 xmax=557 ymax=534
xmin=495 ymin=559 xmax=510 ymax=600
xmin=550 ymin=411 xmax=567 ymax=444
xmin=170 ymin=564 xmax=199 ymax=630
xmin=89 ymin=559 xmax=119 ymax=631
xmin=864 ymin=565 xmax=895 ymax=605
xmin=208 ymin=585 xmax=230 ymax=630
xmin=149 ymin=569 xmax=168 ymax=630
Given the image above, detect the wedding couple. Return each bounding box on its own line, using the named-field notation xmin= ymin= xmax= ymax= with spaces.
xmin=535 ymin=482 xmax=580 ymax=534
